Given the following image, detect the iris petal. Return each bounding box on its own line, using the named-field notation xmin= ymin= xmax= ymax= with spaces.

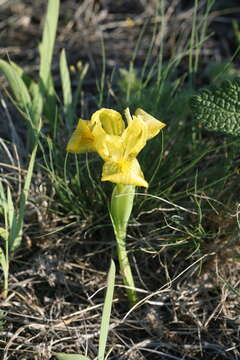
xmin=101 ymin=158 xmax=148 ymax=188
xmin=122 ymin=116 xmax=147 ymax=159
xmin=66 ymin=120 xmax=95 ymax=153
xmin=92 ymin=123 xmax=123 ymax=161
xmin=91 ymin=108 xmax=125 ymax=136
xmin=135 ymin=108 xmax=166 ymax=140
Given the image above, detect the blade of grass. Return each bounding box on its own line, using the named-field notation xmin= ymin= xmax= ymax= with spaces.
xmin=97 ymin=35 xmax=106 ymax=108
xmin=72 ymin=62 xmax=89 ymax=116
xmin=9 ymin=124 xmax=41 ymax=251
xmin=0 ymin=182 xmax=10 ymax=298
xmin=156 ymin=0 xmax=165 ymax=98
xmin=39 ymin=0 xmax=59 ymax=88
xmin=54 ymin=354 xmax=90 ymax=360
xmin=188 ymin=0 xmax=198 ymax=82
xmin=194 ymin=0 xmax=215 ymax=72
xmin=60 ymin=49 xmax=74 ymax=130
xmin=0 ymin=247 xmax=8 ymax=298
xmin=0 ymin=60 xmax=31 ymax=114
xmin=98 ymin=259 xmax=116 ymax=360
xmin=38 ymin=0 xmax=59 ymax=130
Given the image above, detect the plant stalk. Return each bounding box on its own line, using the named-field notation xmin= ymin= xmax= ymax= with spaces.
xmin=110 ymin=184 xmax=138 ymax=306
xmin=115 ymin=229 xmax=138 ymax=306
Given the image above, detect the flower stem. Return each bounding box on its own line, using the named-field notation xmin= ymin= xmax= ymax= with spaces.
xmin=110 ymin=184 xmax=138 ymax=306
xmin=115 ymin=229 xmax=138 ymax=306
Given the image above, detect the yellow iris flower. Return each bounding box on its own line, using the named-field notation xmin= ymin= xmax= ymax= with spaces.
xmin=66 ymin=108 xmax=166 ymax=187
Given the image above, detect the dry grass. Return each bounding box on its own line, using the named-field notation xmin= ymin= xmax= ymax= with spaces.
xmin=0 ymin=0 xmax=240 ymax=359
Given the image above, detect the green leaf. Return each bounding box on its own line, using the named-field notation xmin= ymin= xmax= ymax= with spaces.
xmin=30 ymin=81 xmax=44 ymax=127
xmin=60 ymin=49 xmax=74 ymax=129
xmin=0 ymin=228 xmax=8 ymax=240
xmin=98 ymin=259 xmax=115 ymax=360
xmin=6 ymin=186 xmax=14 ymax=230
xmin=10 ymin=61 xmax=34 ymax=89
xmin=0 ymin=246 xmax=9 ymax=298
xmin=10 ymin=62 xmax=42 ymax=128
xmin=110 ymin=184 xmax=135 ymax=236
xmin=0 ymin=181 xmax=7 ymax=216
xmin=72 ymin=61 xmax=89 ymax=113
xmin=191 ymin=79 xmax=240 ymax=136
xmin=9 ymin=136 xmax=40 ymax=252
xmin=0 ymin=247 xmax=7 ymax=269
xmin=53 ymin=353 xmax=90 ymax=360
xmin=0 ymin=60 xmax=32 ymax=112
xmin=0 ymin=60 xmax=42 ymax=130
xmin=39 ymin=0 xmax=59 ymax=88
xmin=38 ymin=0 xmax=59 ymax=128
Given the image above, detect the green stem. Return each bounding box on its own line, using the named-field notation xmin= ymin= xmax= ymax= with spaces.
xmin=1 ymin=252 xmax=9 ymax=299
xmin=115 ymin=229 xmax=138 ymax=306
xmin=3 ymin=263 xmax=9 ymax=299
xmin=110 ymin=184 xmax=138 ymax=306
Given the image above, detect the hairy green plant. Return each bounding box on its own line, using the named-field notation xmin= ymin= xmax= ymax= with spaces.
xmin=191 ymin=79 xmax=240 ymax=136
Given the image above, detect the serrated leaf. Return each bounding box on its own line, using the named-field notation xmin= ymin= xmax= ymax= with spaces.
xmin=53 ymin=353 xmax=90 ymax=360
xmin=191 ymin=79 xmax=240 ymax=136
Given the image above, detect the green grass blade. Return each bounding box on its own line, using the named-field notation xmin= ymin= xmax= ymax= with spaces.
xmin=0 ymin=247 xmax=7 ymax=271
xmin=0 ymin=183 xmax=9 ymax=297
xmin=39 ymin=0 xmax=59 ymax=88
xmin=54 ymin=354 xmax=90 ymax=360
xmin=10 ymin=62 xmax=42 ymax=128
xmin=97 ymin=36 xmax=106 ymax=107
xmin=9 ymin=61 xmax=34 ymax=89
xmin=60 ymin=48 xmax=74 ymax=129
xmin=6 ymin=186 xmax=14 ymax=230
xmin=0 ymin=181 xmax=7 ymax=216
xmin=97 ymin=259 xmax=116 ymax=360
xmin=0 ymin=247 xmax=9 ymax=297
xmin=72 ymin=62 xmax=89 ymax=115
xmin=219 ymin=275 xmax=240 ymax=297
xmin=0 ymin=60 xmax=31 ymax=111
xmin=0 ymin=228 xmax=8 ymax=240
xmin=38 ymin=0 xmax=59 ymax=129
xmin=9 ymin=132 xmax=40 ymax=251
xmin=30 ymin=81 xmax=44 ymax=128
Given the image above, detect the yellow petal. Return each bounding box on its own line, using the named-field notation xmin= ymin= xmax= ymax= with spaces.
xmin=135 ymin=108 xmax=166 ymax=140
xmin=101 ymin=158 xmax=148 ymax=188
xmin=92 ymin=123 xmax=123 ymax=161
xmin=91 ymin=108 xmax=125 ymax=136
xmin=122 ymin=116 xmax=147 ymax=158
xmin=66 ymin=119 xmax=95 ymax=153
